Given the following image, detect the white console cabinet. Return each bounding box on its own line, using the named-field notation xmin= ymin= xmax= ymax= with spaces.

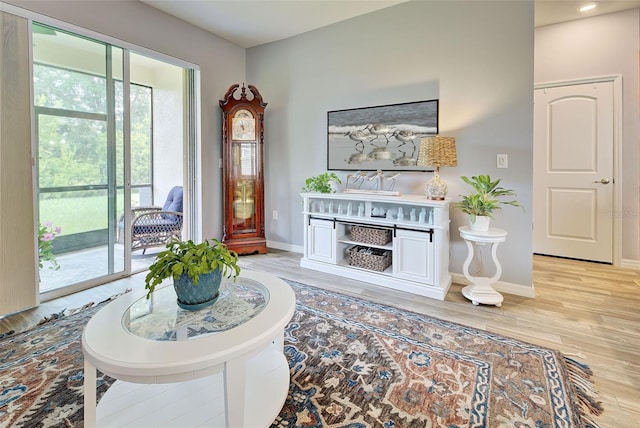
xmin=300 ymin=192 xmax=451 ymax=300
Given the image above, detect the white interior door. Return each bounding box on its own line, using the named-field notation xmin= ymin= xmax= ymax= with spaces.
xmin=533 ymin=82 xmax=614 ymax=263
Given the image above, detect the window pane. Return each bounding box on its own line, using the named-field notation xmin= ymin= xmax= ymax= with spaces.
xmin=38 ymin=114 xmax=107 ymax=187
xmin=33 ymin=64 xmax=108 ymax=113
xmin=40 ymin=189 xmax=109 ymax=235
xmin=130 ymin=84 xmax=152 ymax=185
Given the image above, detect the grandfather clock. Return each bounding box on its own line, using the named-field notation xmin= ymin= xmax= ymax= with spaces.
xmin=219 ymin=83 xmax=267 ymax=254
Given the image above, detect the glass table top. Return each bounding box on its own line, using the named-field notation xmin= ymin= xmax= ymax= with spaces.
xmin=122 ymin=277 xmax=269 ymax=341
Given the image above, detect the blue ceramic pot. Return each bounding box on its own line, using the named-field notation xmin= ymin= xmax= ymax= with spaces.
xmin=173 ymin=268 xmax=222 ymax=311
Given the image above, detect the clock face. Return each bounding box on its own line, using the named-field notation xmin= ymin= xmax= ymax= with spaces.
xmin=232 ymin=109 xmax=256 ymax=141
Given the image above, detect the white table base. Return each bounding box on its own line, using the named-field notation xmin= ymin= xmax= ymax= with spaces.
xmin=93 ymin=344 xmax=288 ymax=427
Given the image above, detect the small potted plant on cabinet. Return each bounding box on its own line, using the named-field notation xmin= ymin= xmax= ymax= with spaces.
xmin=144 ymin=238 xmax=240 ymax=310
xmin=301 ymin=172 xmax=341 ymax=193
xmin=458 ymin=174 xmax=523 ymax=231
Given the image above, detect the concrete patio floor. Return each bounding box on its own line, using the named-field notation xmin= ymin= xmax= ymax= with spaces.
xmin=39 ymin=244 xmax=161 ymax=293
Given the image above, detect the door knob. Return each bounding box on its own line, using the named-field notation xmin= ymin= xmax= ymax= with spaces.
xmin=594 ymin=178 xmax=610 ymax=184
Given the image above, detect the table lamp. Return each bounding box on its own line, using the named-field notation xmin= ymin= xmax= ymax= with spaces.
xmin=416 ymin=136 xmax=457 ymax=200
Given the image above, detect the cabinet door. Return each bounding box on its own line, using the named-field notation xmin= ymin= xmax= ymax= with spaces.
xmin=308 ymin=218 xmax=337 ymax=263
xmin=393 ymin=229 xmax=434 ymax=285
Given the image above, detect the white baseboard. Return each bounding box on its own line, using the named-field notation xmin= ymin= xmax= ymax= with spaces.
xmin=450 ymin=273 xmax=536 ymax=298
xmin=621 ymin=259 xmax=640 ymax=270
xmin=267 ymin=244 xmax=537 ymax=298
xmin=267 ymin=240 xmax=304 ymax=253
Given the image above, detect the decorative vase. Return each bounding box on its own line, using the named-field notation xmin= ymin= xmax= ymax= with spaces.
xmin=173 ymin=269 xmax=222 ymax=311
xmin=425 ymin=168 xmax=448 ymax=200
xmin=469 ymin=215 xmax=491 ymax=232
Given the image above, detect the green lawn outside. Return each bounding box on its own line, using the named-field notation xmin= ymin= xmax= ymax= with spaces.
xmin=40 ymin=195 xmax=110 ymax=235
xmin=39 ymin=192 xmax=141 ymax=235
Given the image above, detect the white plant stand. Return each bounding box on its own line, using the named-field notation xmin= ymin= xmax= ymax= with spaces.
xmin=459 ymin=226 xmax=507 ymax=307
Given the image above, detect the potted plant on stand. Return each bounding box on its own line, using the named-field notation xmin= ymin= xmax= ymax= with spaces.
xmin=458 ymin=174 xmax=523 ymax=231
xmin=144 ymin=238 xmax=240 ymax=310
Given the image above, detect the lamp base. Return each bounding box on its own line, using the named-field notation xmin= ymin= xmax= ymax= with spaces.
xmin=425 ymin=169 xmax=448 ymax=200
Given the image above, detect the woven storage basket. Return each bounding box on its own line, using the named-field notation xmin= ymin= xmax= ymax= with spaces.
xmin=350 ymin=225 xmax=392 ymax=246
xmin=348 ymin=246 xmax=392 ymax=272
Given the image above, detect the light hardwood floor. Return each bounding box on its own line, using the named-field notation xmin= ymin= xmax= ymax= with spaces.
xmin=1 ymin=251 xmax=638 ymax=427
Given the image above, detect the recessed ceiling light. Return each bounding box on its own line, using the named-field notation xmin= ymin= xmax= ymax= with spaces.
xmin=578 ymin=2 xmax=598 ymax=13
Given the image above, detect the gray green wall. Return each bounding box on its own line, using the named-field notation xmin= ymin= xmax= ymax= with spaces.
xmin=7 ymin=0 xmax=536 ymax=290
xmin=248 ymin=1 xmax=535 ymax=289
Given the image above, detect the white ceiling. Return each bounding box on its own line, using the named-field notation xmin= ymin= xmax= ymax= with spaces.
xmin=141 ymin=1 xmax=640 ymax=48
xmin=536 ymin=0 xmax=640 ymax=26
xmin=141 ymin=0 xmax=409 ymax=48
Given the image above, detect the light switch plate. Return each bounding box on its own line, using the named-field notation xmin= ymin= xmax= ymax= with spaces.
xmin=497 ymin=154 xmax=508 ymax=168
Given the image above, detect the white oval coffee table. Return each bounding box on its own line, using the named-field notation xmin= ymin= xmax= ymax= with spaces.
xmin=82 ymin=270 xmax=295 ymax=427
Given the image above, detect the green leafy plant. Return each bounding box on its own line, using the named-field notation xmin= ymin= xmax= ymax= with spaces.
xmin=458 ymin=175 xmax=524 ymax=223
xmin=38 ymin=222 xmax=61 ymax=270
xmin=144 ymin=238 xmax=240 ymax=299
xmin=302 ymin=172 xmax=341 ymax=193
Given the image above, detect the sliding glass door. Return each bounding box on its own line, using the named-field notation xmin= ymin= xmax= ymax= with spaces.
xmin=32 ymin=21 xmax=195 ymax=299
xmin=33 ymin=23 xmax=126 ymax=294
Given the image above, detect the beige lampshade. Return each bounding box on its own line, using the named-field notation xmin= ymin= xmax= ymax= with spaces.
xmin=417 ymin=136 xmax=458 ymax=168
xmin=417 ymin=136 xmax=457 ymax=200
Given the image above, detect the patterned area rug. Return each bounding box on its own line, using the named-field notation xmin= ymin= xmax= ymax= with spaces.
xmin=0 ymin=281 xmax=602 ymax=427
xmin=0 ymin=292 xmax=129 ymax=427
xmin=278 ymin=282 xmax=602 ymax=427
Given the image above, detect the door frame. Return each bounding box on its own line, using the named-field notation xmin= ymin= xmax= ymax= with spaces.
xmin=534 ymin=75 xmax=622 ymax=266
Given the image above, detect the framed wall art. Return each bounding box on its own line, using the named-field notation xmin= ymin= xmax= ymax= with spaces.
xmin=327 ymin=99 xmax=438 ymax=171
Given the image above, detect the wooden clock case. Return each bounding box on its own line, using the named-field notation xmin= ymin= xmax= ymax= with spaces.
xmin=219 ymin=83 xmax=267 ymax=255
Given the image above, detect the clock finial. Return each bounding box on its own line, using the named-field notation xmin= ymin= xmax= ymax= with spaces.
xmin=219 ymin=83 xmax=267 ymax=108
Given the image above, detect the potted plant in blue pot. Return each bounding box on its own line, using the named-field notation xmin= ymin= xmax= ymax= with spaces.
xmin=144 ymin=238 xmax=240 ymax=310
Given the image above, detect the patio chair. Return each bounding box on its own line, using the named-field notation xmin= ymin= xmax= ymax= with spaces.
xmin=127 ymin=186 xmax=184 ymax=254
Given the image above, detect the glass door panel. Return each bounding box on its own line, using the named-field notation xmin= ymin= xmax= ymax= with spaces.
xmin=32 ymin=22 xmax=193 ymax=294
xmin=128 ymin=52 xmax=185 ymax=271
xmin=33 ymin=23 xmax=125 ymax=295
